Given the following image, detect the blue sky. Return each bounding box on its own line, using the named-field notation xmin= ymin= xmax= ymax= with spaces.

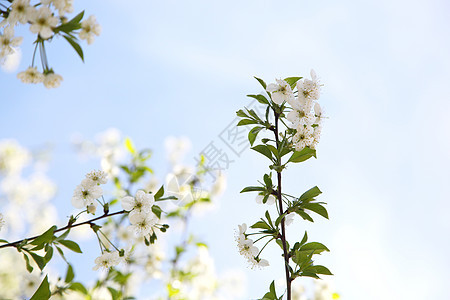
xmin=1 ymin=0 xmax=450 ymax=299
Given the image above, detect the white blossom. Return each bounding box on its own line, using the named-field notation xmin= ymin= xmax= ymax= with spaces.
xmin=121 ymin=190 xmax=154 ymax=214
xmin=129 ymin=212 xmax=157 ymax=237
xmin=237 ymin=223 xmax=247 ymax=235
xmin=255 ymin=193 xmax=276 ymax=205
xmin=292 ymin=280 xmax=308 ymax=300
xmin=1 ymin=47 xmax=21 ymax=73
xmin=0 ymin=139 xmax=31 ymax=175
xmin=313 ymin=125 xmax=322 ymax=147
xmin=293 ymin=124 xmax=316 ymax=151
xmin=297 ymin=69 xmax=321 ymax=102
xmin=315 ymin=280 xmax=339 ymax=300
xmin=314 ymin=102 xmax=324 ymax=124
xmin=165 ymin=173 xmax=193 ymax=204
xmin=117 ymin=226 xmax=135 ymax=243
xmin=285 ymin=213 xmax=295 ymax=226
xmin=210 ymin=172 xmax=226 ymax=197
xmin=249 ymin=257 xmax=269 ymax=269
xmin=236 ymin=237 xmax=258 ymax=261
xmin=286 ymin=105 xmax=315 ymax=128
xmin=52 ymin=0 xmax=74 ymax=15
xmin=85 ymin=170 xmax=108 ymax=185
xmin=234 ymin=223 xmax=268 ymax=269
xmin=87 ymin=203 xmax=97 ymax=215
xmin=93 ymin=251 xmax=120 ymax=271
xmin=120 ymin=247 xmax=134 ymax=265
xmin=266 ymin=79 xmax=294 ymax=105
xmin=164 ymin=136 xmax=192 ymax=164
xmin=79 ymin=15 xmax=101 ymax=45
xmin=17 ymin=67 xmax=44 ymax=84
xmin=29 ymin=7 xmax=58 ymax=39
xmin=0 ymin=27 xmax=23 ymax=58
xmin=71 ymin=179 xmax=103 ymax=208
xmin=43 ymin=72 xmax=63 ymax=89
xmin=235 ymin=229 xmax=269 ymax=269
xmin=7 ymin=0 xmax=35 ymax=25
xmin=144 ymin=243 xmax=165 ymax=278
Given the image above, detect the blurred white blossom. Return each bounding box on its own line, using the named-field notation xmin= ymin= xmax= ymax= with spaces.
xmin=79 ymin=15 xmax=101 ymax=45
xmin=93 ymin=251 xmax=121 ymax=271
xmin=0 ymin=139 xmax=31 ymax=175
xmin=17 ymin=66 xmax=44 ymax=84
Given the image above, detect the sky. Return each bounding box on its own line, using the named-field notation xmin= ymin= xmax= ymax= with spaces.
xmin=1 ymin=0 xmax=450 ymax=299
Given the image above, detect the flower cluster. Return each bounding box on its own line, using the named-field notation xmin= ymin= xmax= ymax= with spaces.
xmin=121 ymin=190 xmax=158 ymax=237
xmin=71 ymin=170 xmax=107 ymax=213
xmin=0 ymin=0 xmax=101 ymax=87
xmin=235 ymin=223 xmax=269 ymax=269
xmin=267 ymin=70 xmax=324 ymax=150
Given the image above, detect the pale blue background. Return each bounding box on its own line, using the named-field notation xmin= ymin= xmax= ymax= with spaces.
xmin=1 ymin=0 xmax=450 ymax=299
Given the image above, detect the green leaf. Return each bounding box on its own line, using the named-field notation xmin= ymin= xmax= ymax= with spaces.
xmin=247 ymin=94 xmax=269 ymax=105
xmin=252 ymin=145 xmax=273 ymax=161
xmin=31 ymin=225 xmax=56 ymax=246
xmin=300 ymin=242 xmax=330 ymax=254
xmin=250 ymin=220 xmax=271 ymax=230
xmin=30 ymin=275 xmax=50 ymax=300
xmin=154 ymin=185 xmax=164 ymax=200
xmin=157 ymin=195 xmax=177 ymax=201
xmin=263 ymin=174 xmax=272 ymax=188
xmin=248 ymin=126 xmax=263 ymax=146
xmin=300 ymin=231 xmax=308 ymax=246
xmin=307 ymin=265 xmax=333 ymax=275
xmin=125 ymin=137 xmax=136 ymax=154
xmin=275 ymin=212 xmax=287 ymax=227
xmin=267 ymin=145 xmax=278 ymax=158
xmin=265 ymin=211 xmax=273 ymax=226
xmin=68 ymin=282 xmax=88 ymax=294
xmin=152 ymin=205 xmax=162 ymax=219
xmin=44 ymin=246 xmax=53 ymax=263
xmin=284 ymin=77 xmax=303 ymax=89
xmin=270 ymin=280 xmax=276 ymax=294
xmin=23 ymin=253 xmax=33 ymax=273
xmin=54 ymin=11 xmax=84 ymax=33
xmin=237 ymin=119 xmax=259 ymax=126
xmin=62 ymin=35 xmax=84 ymax=62
xmin=108 ymin=287 xmax=120 ymax=300
xmin=58 ymin=240 xmax=82 ymax=253
xmin=0 ymin=239 xmax=8 ymax=243
xmin=302 ymin=203 xmax=328 ymax=219
xmin=65 ymin=264 xmax=75 ymax=283
xmin=299 ymin=186 xmax=322 ymax=202
xmin=288 ymin=147 xmax=316 ymax=163
xmin=296 ymin=210 xmax=314 ymax=222
xmin=236 ymin=109 xmax=248 ymax=118
xmin=247 ymin=108 xmax=262 ymax=121
xmin=276 ymin=239 xmax=284 ymax=250
xmin=55 ymin=229 xmax=71 ymax=241
xmin=300 ymin=271 xmax=320 ymax=279
xmin=261 ymin=280 xmax=280 ymax=300
xmin=262 ymin=194 xmax=269 ymax=204
xmin=240 ymin=186 xmax=265 ymax=193
xmin=55 ymin=245 xmax=67 ymax=262
xmin=29 ymin=252 xmax=46 ymax=271
xmin=254 ymin=76 xmax=267 ymax=89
